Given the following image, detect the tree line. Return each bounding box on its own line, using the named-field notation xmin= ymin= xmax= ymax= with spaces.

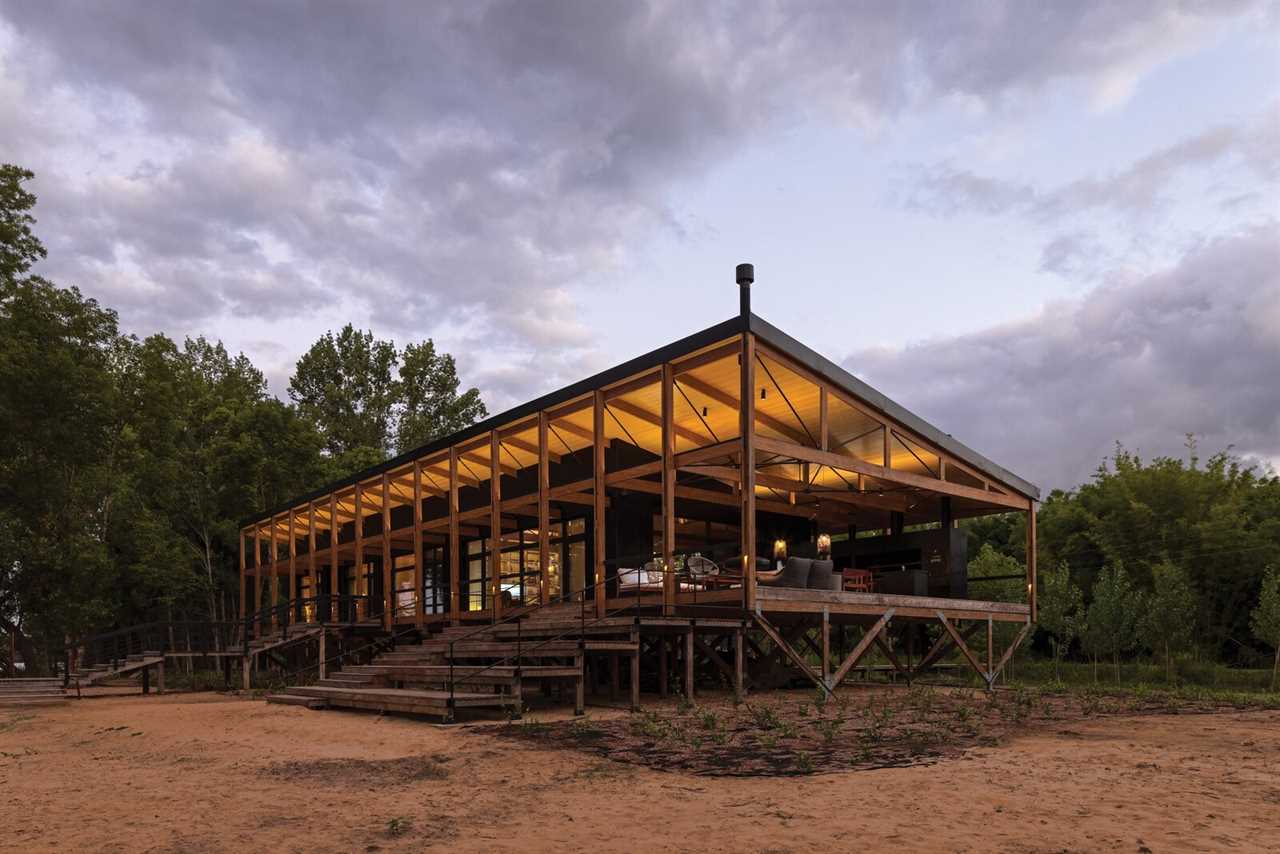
xmin=966 ymin=443 xmax=1280 ymax=688
xmin=0 ymin=165 xmax=485 ymax=671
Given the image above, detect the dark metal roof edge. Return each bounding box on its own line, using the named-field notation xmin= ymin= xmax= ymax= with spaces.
xmin=241 ymin=314 xmax=747 ymax=527
xmin=747 ymin=313 xmax=1041 ymax=500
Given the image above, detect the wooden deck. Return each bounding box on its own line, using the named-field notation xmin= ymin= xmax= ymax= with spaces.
xmin=755 ymin=587 xmax=1031 ymax=622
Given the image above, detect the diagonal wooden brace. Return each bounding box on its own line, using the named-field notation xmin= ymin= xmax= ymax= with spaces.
xmin=937 ymin=612 xmax=992 ymax=689
xmin=829 ymin=608 xmax=896 ymax=690
xmin=914 ymin=620 xmax=980 ymax=675
xmin=873 ymin=634 xmax=909 ymax=679
xmin=988 ymin=621 xmax=1032 ymax=686
xmin=754 ymin=613 xmax=831 ymax=697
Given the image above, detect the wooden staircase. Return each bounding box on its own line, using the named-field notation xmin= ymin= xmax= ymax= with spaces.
xmin=70 ymin=652 xmax=165 ymax=688
xmin=0 ymin=677 xmax=68 ymax=707
xmin=265 ymin=606 xmax=640 ymax=721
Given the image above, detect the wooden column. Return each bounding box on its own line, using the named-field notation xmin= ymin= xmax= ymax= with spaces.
xmin=413 ymin=460 xmax=424 ymax=626
xmin=740 ymin=332 xmax=757 ymax=610
xmin=684 ymin=628 xmax=695 ymax=700
xmin=538 ymin=412 xmax=551 ymax=605
xmin=288 ymin=508 xmax=297 ymax=625
xmin=254 ymin=522 xmax=264 ymax=637
xmin=382 ymin=473 xmax=393 ymax=630
xmin=883 ymin=423 xmax=891 ymax=467
xmin=269 ymin=515 xmax=280 ymax=628
xmin=734 ymin=627 xmax=745 ymax=701
xmin=238 ymin=529 xmax=246 ymax=622
xmin=490 ymin=431 xmax=503 ymax=621
xmin=593 ymin=389 xmax=607 ymax=618
xmin=661 ymin=363 xmax=676 ymax=615
xmin=819 ymin=386 xmax=829 ymax=452
xmin=328 ymin=493 xmax=339 ymax=622
xmin=821 ymin=608 xmax=831 ymax=689
xmin=307 ymin=503 xmax=316 ymax=623
xmin=354 ymin=483 xmax=363 ymax=622
xmin=448 ymin=446 xmax=461 ymax=621
xmin=1027 ymin=503 xmax=1038 ymax=621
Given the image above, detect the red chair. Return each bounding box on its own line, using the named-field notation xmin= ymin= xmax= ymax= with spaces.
xmin=842 ymin=569 xmax=874 ymax=593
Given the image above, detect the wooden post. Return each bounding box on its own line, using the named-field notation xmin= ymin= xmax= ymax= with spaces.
xmin=630 ymin=627 xmax=641 ymax=711
xmin=661 ymin=363 xmax=676 ymax=615
xmin=538 ymin=412 xmax=551 ymax=605
xmin=382 ymin=473 xmax=393 ymax=630
xmin=1027 ymin=504 xmax=1038 ymax=621
xmin=318 ymin=628 xmax=327 ymax=680
xmin=883 ymin=423 xmax=891 ymax=468
xmin=269 ymin=516 xmax=280 ymax=630
xmin=288 ymin=508 xmax=297 ymax=626
xmin=821 ymin=608 xmax=831 ymax=690
xmin=490 ymin=430 xmax=503 ymax=622
xmin=157 ymin=660 xmax=165 ymax=695
xmin=734 ymin=627 xmax=745 ymax=702
xmin=593 ymin=389 xmax=607 ymax=618
xmin=354 ymin=482 xmax=364 ymax=623
xmin=238 ymin=529 xmax=246 ymax=622
xmin=658 ymin=637 xmax=668 ymax=698
xmin=449 ymin=446 xmax=461 ymax=621
xmin=819 ymin=386 xmax=829 ymax=452
xmin=684 ymin=628 xmax=695 ymax=700
xmin=328 ymin=493 xmax=339 ymax=623
xmin=413 ymin=460 xmax=424 ymax=626
xmin=987 ymin=616 xmax=994 ymax=678
xmin=740 ymin=332 xmax=757 ymax=610
xmin=254 ymin=522 xmax=264 ymax=638
xmin=307 ymin=503 xmax=316 ymax=623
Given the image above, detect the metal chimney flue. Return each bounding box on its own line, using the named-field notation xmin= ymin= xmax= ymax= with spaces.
xmin=736 ymin=262 xmax=754 ymax=320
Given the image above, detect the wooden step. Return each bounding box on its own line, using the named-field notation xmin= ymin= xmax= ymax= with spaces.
xmin=355 ymin=664 xmax=580 ymax=687
xmin=289 ymin=685 xmax=516 ymax=717
xmin=0 ymin=696 xmax=68 ymax=707
xmin=265 ymin=693 xmax=328 ymax=709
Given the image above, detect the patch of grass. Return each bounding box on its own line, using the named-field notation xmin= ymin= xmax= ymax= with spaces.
xmin=386 ymin=816 xmax=411 ymax=837
xmin=748 ymin=704 xmax=782 ymax=731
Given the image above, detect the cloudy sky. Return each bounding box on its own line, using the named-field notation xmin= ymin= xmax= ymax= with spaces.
xmin=3 ymin=1 xmax=1277 ymax=490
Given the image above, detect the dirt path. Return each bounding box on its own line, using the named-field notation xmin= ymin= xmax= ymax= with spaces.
xmin=1 ymin=693 xmax=1277 ymax=853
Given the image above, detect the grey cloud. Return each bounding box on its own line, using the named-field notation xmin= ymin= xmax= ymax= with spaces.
xmin=906 ymin=115 xmax=1279 ymax=223
xmin=1 ymin=1 xmax=1268 ymax=368
xmin=843 ymin=225 xmax=1280 ymax=490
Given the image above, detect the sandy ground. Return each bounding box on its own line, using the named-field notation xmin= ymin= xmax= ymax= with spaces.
xmin=2 ymin=691 xmax=1278 ymax=853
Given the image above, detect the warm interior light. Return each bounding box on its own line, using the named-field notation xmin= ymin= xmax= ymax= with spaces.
xmin=816 ymin=533 xmax=831 ymax=558
xmin=773 ymin=538 xmax=787 ymax=560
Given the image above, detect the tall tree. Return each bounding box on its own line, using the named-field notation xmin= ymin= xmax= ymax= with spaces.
xmin=0 ymin=164 xmax=45 ymax=281
xmin=1251 ymin=566 xmax=1280 ymax=691
xmin=1084 ymin=563 xmax=1138 ymax=683
xmin=395 ymin=339 xmax=487 ymax=452
xmin=1138 ymin=561 xmax=1196 ymax=682
xmin=288 ymin=325 xmax=487 ymax=468
xmin=288 ymin=324 xmax=399 ymax=464
xmin=1037 ymin=561 xmax=1083 ymax=682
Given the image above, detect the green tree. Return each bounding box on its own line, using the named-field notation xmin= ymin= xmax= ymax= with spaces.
xmin=288 ymin=324 xmax=399 ymax=463
xmin=1251 ymin=566 xmax=1280 ymax=691
xmin=0 ymin=164 xmax=45 ymax=281
xmin=1138 ymin=561 xmax=1196 ymax=682
xmin=1083 ymin=563 xmax=1138 ymax=683
xmin=288 ymin=325 xmax=487 ymax=468
xmin=1037 ymin=561 xmax=1083 ymax=682
xmin=395 ymin=339 xmax=487 ymax=452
